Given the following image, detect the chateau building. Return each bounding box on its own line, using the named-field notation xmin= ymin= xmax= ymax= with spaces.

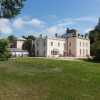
xmin=35 ymin=29 xmax=90 ymax=58
xmin=10 ymin=28 xmax=90 ymax=58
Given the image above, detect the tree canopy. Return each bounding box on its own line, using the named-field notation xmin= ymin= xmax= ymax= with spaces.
xmin=0 ymin=0 xmax=26 ymax=18
xmin=89 ymin=18 xmax=100 ymax=60
xmin=22 ymin=35 xmax=36 ymax=57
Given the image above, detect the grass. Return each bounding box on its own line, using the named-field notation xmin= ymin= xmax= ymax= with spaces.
xmin=0 ymin=58 xmax=99 ymax=100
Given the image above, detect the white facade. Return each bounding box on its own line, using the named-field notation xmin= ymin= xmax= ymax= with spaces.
xmin=16 ymin=38 xmax=25 ymax=49
xmin=35 ymin=35 xmax=90 ymax=58
xmin=47 ymin=38 xmax=65 ymax=57
xmin=65 ymin=37 xmax=90 ymax=58
xmin=35 ymin=37 xmax=65 ymax=57
xmin=10 ymin=38 xmax=29 ymax=57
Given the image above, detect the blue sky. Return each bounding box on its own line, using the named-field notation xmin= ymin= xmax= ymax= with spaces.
xmin=0 ymin=0 xmax=100 ymax=37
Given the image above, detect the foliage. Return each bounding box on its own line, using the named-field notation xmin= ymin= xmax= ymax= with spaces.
xmin=0 ymin=39 xmax=11 ymax=60
xmin=89 ymin=18 xmax=100 ymax=60
xmin=0 ymin=0 xmax=26 ymax=18
xmin=7 ymin=35 xmax=17 ymax=43
xmin=22 ymin=35 xmax=36 ymax=56
xmin=7 ymin=35 xmax=17 ymax=48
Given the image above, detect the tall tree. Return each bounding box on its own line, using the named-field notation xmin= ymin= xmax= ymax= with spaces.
xmin=0 ymin=0 xmax=26 ymax=18
xmin=22 ymin=35 xmax=36 ymax=57
xmin=7 ymin=35 xmax=17 ymax=48
xmin=7 ymin=35 xmax=17 ymax=43
xmin=89 ymin=18 xmax=100 ymax=60
xmin=0 ymin=39 xmax=11 ymax=60
xmin=0 ymin=0 xmax=26 ymax=60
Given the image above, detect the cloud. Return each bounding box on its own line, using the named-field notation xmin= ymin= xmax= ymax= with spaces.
xmin=43 ymin=16 xmax=98 ymax=35
xmin=45 ymin=26 xmax=65 ymax=34
xmin=59 ymin=16 xmax=97 ymax=25
xmin=84 ymin=27 xmax=94 ymax=33
xmin=0 ymin=16 xmax=98 ymax=37
xmin=44 ymin=19 xmax=75 ymax=34
xmin=0 ymin=18 xmax=13 ymax=34
xmin=13 ymin=18 xmax=45 ymax=29
xmin=31 ymin=19 xmax=45 ymax=28
xmin=75 ymin=17 xmax=97 ymax=23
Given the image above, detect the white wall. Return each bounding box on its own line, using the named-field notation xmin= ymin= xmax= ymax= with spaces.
xmin=17 ymin=40 xmax=24 ymax=50
xmin=35 ymin=37 xmax=90 ymax=58
xmin=76 ymin=38 xmax=90 ymax=57
xmin=47 ymin=38 xmax=65 ymax=57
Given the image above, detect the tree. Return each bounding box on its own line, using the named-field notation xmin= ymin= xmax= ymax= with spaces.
xmin=7 ymin=35 xmax=17 ymax=42
xmin=0 ymin=39 xmax=11 ymax=60
xmin=0 ymin=0 xmax=26 ymax=18
xmin=0 ymin=0 xmax=26 ymax=60
xmin=89 ymin=18 xmax=100 ymax=60
xmin=7 ymin=35 xmax=17 ymax=48
xmin=22 ymin=35 xmax=36 ymax=57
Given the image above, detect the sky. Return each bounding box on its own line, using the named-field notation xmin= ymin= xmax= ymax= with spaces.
xmin=0 ymin=0 xmax=100 ymax=37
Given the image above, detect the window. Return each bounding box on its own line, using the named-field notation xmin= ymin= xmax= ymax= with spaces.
xmin=86 ymin=43 xmax=88 ymax=47
xmin=37 ymin=42 xmax=39 ymax=46
xmin=69 ymin=49 xmax=71 ymax=55
xmin=83 ymin=49 xmax=85 ymax=56
xmin=44 ymin=41 xmax=46 ymax=46
xmin=83 ymin=42 xmax=84 ymax=47
xmin=37 ymin=50 xmax=39 ymax=56
xmin=80 ymin=49 xmax=81 ymax=56
xmin=86 ymin=49 xmax=88 ymax=55
xmin=80 ymin=42 xmax=81 ymax=47
xmin=69 ymin=42 xmax=71 ymax=46
xmin=44 ymin=50 xmax=45 ymax=55
xmin=58 ymin=42 xmax=60 ymax=47
xmin=64 ymin=43 xmax=65 ymax=47
xmin=51 ymin=42 xmax=53 ymax=46
xmin=51 ymin=50 xmax=59 ymax=55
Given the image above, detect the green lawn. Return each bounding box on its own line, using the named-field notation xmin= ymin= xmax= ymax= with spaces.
xmin=0 ymin=58 xmax=99 ymax=100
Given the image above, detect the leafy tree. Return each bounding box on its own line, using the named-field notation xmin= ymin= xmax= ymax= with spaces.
xmin=7 ymin=35 xmax=17 ymax=42
xmin=0 ymin=39 xmax=11 ymax=60
xmin=7 ymin=35 xmax=17 ymax=48
xmin=0 ymin=0 xmax=26 ymax=60
xmin=22 ymin=35 xmax=36 ymax=56
xmin=89 ymin=18 xmax=100 ymax=60
xmin=0 ymin=0 xmax=26 ymax=18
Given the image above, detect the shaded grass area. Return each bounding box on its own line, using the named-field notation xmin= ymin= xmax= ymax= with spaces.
xmin=0 ymin=58 xmax=99 ymax=100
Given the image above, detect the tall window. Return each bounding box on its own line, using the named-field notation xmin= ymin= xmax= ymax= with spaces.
xmin=69 ymin=42 xmax=71 ymax=47
xmin=83 ymin=42 xmax=84 ymax=47
xmin=44 ymin=41 xmax=46 ymax=46
xmin=37 ymin=50 xmax=39 ymax=56
xmin=80 ymin=49 xmax=81 ymax=56
xmin=80 ymin=42 xmax=81 ymax=47
xmin=86 ymin=49 xmax=88 ymax=55
xmin=51 ymin=50 xmax=59 ymax=55
xmin=51 ymin=42 xmax=53 ymax=46
xmin=83 ymin=49 xmax=85 ymax=56
xmin=86 ymin=43 xmax=88 ymax=47
xmin=37 ymin=42 xmax=39 ymax=46
xmin=69 ymin=49 xmax=71 ymax=56
xmin=58 ymin=42 xmax=60 ymax=47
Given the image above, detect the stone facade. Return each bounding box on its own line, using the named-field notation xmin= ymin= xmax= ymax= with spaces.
xmin=35 ymin=29 xmax=90 ymax=58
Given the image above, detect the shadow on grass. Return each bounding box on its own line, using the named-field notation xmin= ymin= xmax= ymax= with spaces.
xmin=83 ymin=59 xmax=100 ymax=63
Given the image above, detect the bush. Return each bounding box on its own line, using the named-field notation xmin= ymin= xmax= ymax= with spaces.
xmin=0 ymin=39 xmax=11 ymax=61
xmin=94 ymin=49 xmax=100 ymax=61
